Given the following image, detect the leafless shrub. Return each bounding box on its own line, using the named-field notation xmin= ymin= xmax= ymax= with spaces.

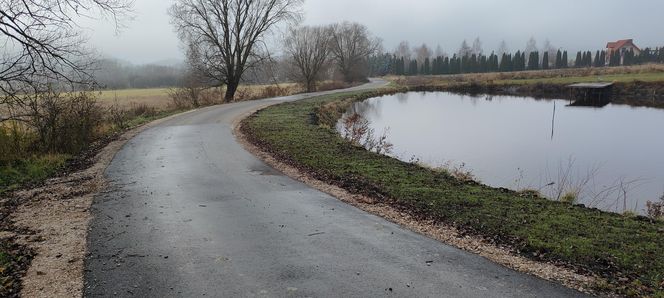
xmin=234 ymin=88 xmax=252 ymax=102
xmin=431 ymin=161 xmax=477 ymax=182
xmin=314 ymin=100 xmax=352 ymax=128
xmin=26 ymin=89 xmax=102 ymax=153
xmin=646 ymin=194 xmax=664 ymax=220
xmin=317 ymin=81 xmax=353 ymax=92
xmin=341 ymin=112 xmax=393 ymax=155
xmin=259 ymin=85 xmax=290 ymax=98
xmin=538 ymin=158 xmax=646 ymax=213
xmin=0 ymin=123 xmax=32 ymax=162
xmin=543 ymin=158 xmax=599 ymax=202
xmin=168 ymin=86 xmax=203 ymax=109
xmin=107 ymin=103 xmax=130 ymax=130
xmin=128 ymin=103 xmax=157 ymax=118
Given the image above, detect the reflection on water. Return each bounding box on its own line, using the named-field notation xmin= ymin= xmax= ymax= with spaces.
xmin=341 ymin=92 xmax=664 ymax=213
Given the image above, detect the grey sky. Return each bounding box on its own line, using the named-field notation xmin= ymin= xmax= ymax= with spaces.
xmin=82 ymin=0 xmax=664 ymax=64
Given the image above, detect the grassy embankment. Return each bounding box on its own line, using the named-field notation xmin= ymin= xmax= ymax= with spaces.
xmin=241 ymin=87 xmax=664 ymax=296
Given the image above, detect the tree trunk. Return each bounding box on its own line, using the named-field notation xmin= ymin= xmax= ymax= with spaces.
xmin=306 ymin=79 xmax=316 ymax=93
xmin=225 ymin=81 xmax=238 ymax=102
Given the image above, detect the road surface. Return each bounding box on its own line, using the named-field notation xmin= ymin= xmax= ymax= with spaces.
xmin=85 ymin=80 xmax=584 ymax=297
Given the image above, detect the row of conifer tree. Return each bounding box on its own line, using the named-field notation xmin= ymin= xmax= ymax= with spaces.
xmin=369 ymin=47 xmax=664 ymax=76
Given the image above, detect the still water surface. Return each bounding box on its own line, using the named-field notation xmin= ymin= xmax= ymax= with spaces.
xmin=342 ymin=92 xmax=664 ymax=213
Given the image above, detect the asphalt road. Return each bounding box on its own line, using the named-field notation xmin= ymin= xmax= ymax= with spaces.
xmin=85 ymin=80 xmax=584 ymax=297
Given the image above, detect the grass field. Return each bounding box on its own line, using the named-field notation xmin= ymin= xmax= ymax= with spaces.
xmin=94 ymin=83 xmax=301 ymax=110
xmin=94 ymin=88 xmax=171 ymax=109
xmin=241 ymin=89 xmax=664 ymax=297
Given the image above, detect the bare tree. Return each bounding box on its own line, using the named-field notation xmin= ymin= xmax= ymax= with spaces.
xmin=497 ymin=40 xmax=509 ymax=57
xmin=395 ymin=41 xmax=412 ymax=60
xmin=0 ymin=0 xmax=132 ymax=121
xmin=543 ymin=39 xmax=557 ymax=65
xmin=329 ymin=22 xmax=381 ymax=82
xmin=414 ymin=43 xmax=432 ymax=65
xmin=434 ymin=44 xmax=446 ymax=58
xmin=525 ymin=37 xmax=538 ymax=58
xmin=169 ymin=0 xmax=303 ymax=102
xmin=458 ymin=39 xmax=471 ymax=57
xmin=283 ymin=25 xmax=331 ymax=92
xmin=471 ymin=37 xmax=483 ymax=56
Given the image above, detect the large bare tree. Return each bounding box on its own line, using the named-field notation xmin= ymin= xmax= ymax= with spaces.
xmin=283 ymin=25 xmax=331 ymax=92
xmin=0 ymin=0 xmax=132 ymax=121
xmin=329 ymin=22 xmax=381 ymax=83
xmin=169 ymin=0 xmax=303 ymax=102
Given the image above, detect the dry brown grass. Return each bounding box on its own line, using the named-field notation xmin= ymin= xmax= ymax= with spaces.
xmin=95 ymin=83 xmax=302 ymax=110
xmin=388 ymin=64 xmax=664 ymax=87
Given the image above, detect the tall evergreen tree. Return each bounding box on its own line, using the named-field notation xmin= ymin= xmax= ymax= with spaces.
xmin=528 ymin=51 xmax=539 ymax=70
xmin=518 ymin=51 xmax=526 ymax=71
xmin=624 ymin=49 xmax=635 ymax=66
xmin=562 ymin=51 xmax=568 ymax=68
xmin=409 ymin=59 xmax=419 ymax=75
xmin=609 ymin=51 xmax=621 ymax=66
xmin=574 ymin=51 xmax=582 ymax=67
xmin=555 ymin=50 xmax=562 ymax=68
xmin=542 ymin=52 xmax=549 ymax=69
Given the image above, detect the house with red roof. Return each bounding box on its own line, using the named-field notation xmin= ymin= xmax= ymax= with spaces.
xmin=606 ymin=39 xmax=640 ymax=65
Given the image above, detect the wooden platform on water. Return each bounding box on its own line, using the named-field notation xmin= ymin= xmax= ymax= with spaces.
xmin=567 ymin=82 xmax=614 ymax=107
xmin=568 ymin=82 xmax=614 ymax=89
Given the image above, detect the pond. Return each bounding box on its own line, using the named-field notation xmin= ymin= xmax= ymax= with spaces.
xmin=340 ymin=92 xmax=664 ymax=214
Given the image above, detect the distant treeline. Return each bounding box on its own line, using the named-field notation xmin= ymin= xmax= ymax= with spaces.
xmin=369 ymin=47 xmax=664 ymax=76
xmin=93 ymin=58 xmax=184 ymax=89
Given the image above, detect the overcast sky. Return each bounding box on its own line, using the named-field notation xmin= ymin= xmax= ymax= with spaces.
xmin=81 ymin=0 xmax=664 ymax=64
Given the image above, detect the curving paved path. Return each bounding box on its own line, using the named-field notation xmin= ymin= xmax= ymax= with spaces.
xmin=84 ymin=80 xmax=585 ymax=297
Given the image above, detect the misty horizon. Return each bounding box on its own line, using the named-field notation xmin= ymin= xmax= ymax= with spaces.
xmin=81 ymin=0 xmax=664 ymax=65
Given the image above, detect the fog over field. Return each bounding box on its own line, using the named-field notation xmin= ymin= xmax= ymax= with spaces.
xmin=81 ymin=0 xmax=664 ymax=64
xmin=85 ymin=0 xmax=664 ymax=63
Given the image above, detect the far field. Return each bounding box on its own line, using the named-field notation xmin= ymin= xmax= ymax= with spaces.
xmin=93 ymin=83 xmax=300 ymax=110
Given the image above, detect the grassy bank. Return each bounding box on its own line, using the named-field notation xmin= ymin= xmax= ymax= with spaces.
xmin=0 ymin=155 xmax=68 ymax=196
xmin=241 ymin=89 xmax=664 ymax=296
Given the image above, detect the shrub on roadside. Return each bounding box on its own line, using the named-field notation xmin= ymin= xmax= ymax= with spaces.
xmin=646 ymin=195 xmax=664 ymax=220
xmin=27 ymin=90 xmax=102 ymax=154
